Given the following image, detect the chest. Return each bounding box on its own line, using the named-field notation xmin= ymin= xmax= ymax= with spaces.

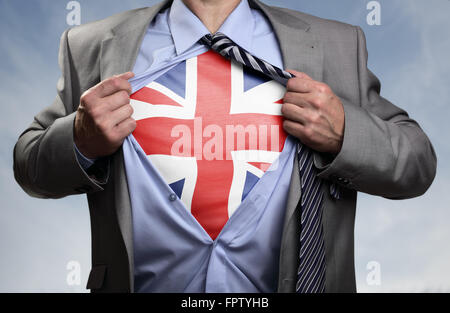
xmin=129 ymin=50 xmax=288 ymax=239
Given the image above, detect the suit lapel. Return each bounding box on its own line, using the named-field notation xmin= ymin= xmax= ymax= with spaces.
xmin=100 ymin=1 xmax=171 ymax=80
xmin=251 ymin=0 xmax=323 ymax=81
xmin=99 ymin=0 xmax=171 ymax=292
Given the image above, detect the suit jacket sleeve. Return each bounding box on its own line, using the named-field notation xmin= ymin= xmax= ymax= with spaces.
xmin=315 ymin=26 xmax=437 ymax=199
xmin=13 ymin=29 xmax=110 ymax=199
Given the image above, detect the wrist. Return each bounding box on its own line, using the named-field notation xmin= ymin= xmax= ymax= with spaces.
xmin=74 ymin=131 xmax=98 ymax=160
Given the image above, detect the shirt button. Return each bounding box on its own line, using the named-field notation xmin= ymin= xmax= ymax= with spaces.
xmin=169 ymin=194 xmax=177 ymax=202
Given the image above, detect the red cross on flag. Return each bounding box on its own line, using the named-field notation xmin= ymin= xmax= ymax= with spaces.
xmin=130 ymin=50 xmax=287 ymax=240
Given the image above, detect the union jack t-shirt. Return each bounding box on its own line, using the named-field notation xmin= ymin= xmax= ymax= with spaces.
xmin=129 ymin=50 xmax=288 ymax=240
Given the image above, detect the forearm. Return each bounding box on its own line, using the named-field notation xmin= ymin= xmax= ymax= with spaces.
xmin=13 ymin=109 xmax=108 ymax=199
xmin=314 ymin=25 xmax=436 ymax=199
xmin=315 ymin=98 xmax=436 ymax=199
xmin=13 ymin=27 xmax=113 ymax=199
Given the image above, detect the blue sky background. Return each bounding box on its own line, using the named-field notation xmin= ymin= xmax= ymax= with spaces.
xmin=0 ymin=0 xmax=449 ymax=292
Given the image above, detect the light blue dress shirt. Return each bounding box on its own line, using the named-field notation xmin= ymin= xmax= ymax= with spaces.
xmin=76 ymin=0 xmax=295 ymax=292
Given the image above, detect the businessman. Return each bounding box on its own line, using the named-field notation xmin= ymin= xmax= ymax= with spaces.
xmin=14 ymin=0 xmax=436 ymax=292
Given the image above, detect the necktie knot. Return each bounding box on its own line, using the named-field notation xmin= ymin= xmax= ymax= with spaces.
xmin=199 ymin=32 xmax=293 ymax=86
xmin=200 ymin=34 xmax=213 ymax=47
xmin=200 ymin=32 xmax=234 ymax=56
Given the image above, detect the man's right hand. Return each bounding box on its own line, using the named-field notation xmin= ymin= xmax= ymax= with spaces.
xmin=74 ymin=72 xmax=136 ymax=159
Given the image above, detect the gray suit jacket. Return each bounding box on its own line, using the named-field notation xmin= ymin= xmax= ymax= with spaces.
xmin=13 ymin=0 xmax=436 ymax=293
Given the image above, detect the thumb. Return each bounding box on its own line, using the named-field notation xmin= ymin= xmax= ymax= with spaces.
xmin=116 ymin=71 xmax=135 ymax=81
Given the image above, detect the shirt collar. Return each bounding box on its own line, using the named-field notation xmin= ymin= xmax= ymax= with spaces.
xmin=169 ymin=0 xmax=255 ymax=55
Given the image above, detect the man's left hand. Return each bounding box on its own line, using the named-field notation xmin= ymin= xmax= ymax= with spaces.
xmin=281 ymin=69 xmax=345 ymax=155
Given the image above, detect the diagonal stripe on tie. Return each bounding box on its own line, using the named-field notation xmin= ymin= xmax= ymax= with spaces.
xmin=200 ymin=32 xmax=327 ymax=293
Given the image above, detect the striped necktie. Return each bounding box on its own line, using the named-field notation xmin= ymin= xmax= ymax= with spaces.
xmin=200 ymin=32 xmax=327 ymax=293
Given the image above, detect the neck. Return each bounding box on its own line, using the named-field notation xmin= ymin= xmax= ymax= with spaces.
xmin=182 ymin=0 xmax=242 ymax=34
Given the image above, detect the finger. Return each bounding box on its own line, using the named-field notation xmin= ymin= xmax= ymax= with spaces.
xmin=294 ymin=91 xmax=331 ymax=110
xmin=286 ymin=76 xmax=315 ymax=93
xmin=281 ymin=102 xmax=307 ymax=125
xmin=117 ymin=71 xmax=135 ymax=81
xmin=110 ymin=104 xmax=134 ymax=126
xmin=95 ymin=72 xmax=134 ymax=98
xmin=286 ymin=69 xmax=313 ymax=80
xmin=115 ymin=117 xmax=137 ymax=137
xmin=102 ymin=90 xmax=130 ymax=111
xmin=283 ymin=119 xmax=306 ymax=140
xmin=283 ymin=91 xmax=313 ymax=109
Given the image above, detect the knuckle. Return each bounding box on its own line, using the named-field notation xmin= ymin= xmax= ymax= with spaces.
xmin=123 ymin=90 xmax=131 ymax=100
xmin=283 ymin=119 xmax=293 ymax=132
xmin=96 ymin=82 xmax=106 ymax=95
xmin=281 ymin=103 xmax=289 ymax=115
xmin=126 ymin=105 xmax=134 ymax=116
xmin=304 ymin=126 xmax=314 ymax=138
xmin=128 ymin=119 xmax=137 ymax=132
xmin=317 ymin=83 xmax=330 ymax=94
xmin=286 ymin=78 xmax=297 ymax=91
xmin=80 ymin=90 xmax=94 ymax=105
xmin=110 ymin=77 xmax=121 ymax=89
xmin=283 ymin=92 xmax=294 ymax=104
xmin=119 ymin=90 xmax=130 ymax=103
xmin=313 ymin=98 xmax=324 ymax=108
xmin=121 ymin=104 xmax=133 ymax=117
